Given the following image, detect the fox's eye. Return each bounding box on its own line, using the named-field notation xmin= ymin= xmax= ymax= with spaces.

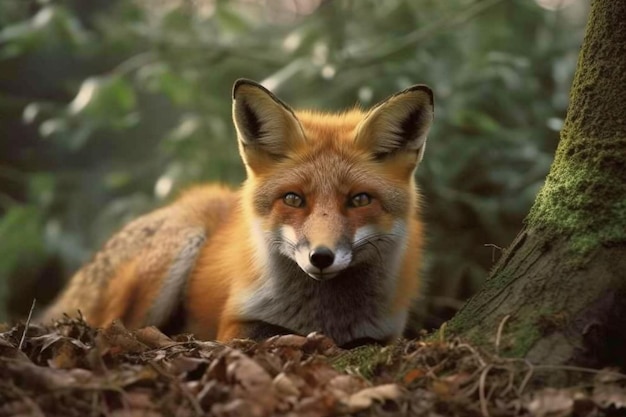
xmin=350 ymin=193 xmax=372 ymax=208
xmin=283 ymin=192 xmax=305 ymax=208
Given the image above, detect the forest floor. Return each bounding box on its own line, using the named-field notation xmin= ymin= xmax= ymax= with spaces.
xmin=1 ymin=316 xmax=625 ymax=417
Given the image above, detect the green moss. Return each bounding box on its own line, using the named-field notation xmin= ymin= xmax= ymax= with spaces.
xmin=500 ymin=314 xmax=543 ymax=358
xmin=528 ymin=144 xmax=626 ymax=261
xmin=526 ymin=0 xmax=626 ymax=260
xmin=331 ymin=344 xmax=393 ymax=379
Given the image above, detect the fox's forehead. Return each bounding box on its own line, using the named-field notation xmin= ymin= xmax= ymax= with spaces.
xmin=289 ymin=150 xmax=372 ymax=194
xmin=295 ymin=109 xmax=366 ymax=143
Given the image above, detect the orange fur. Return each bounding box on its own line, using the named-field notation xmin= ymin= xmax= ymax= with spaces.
xmin=42 ymin=80 xmax=434 ymax=347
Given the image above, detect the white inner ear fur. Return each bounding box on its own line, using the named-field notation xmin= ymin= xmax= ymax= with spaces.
xmin=355 ymin=89 xmax=433 ymax=157
xmin=233 ymin=86 xmax=305 ymax=156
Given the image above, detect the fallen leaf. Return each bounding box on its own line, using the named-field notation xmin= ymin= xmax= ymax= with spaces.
xmin=97 ymin=321 xmax=149 ymax=355
xmin=303 ymin=332 xmax=338 ymax=355
xmin=0 ymin=336 xmax=30 ymax=362
xmin=593 ymin=383 xmax=626 ymax=409
xmin=326 ymin=374 xmax=368 ymax=396
xmin=48 ymin=339 xmax=81 ymax=369
xmin=134 ymin=326 xmax=174 ymax=349
xmin=525 ymin=388 xmax=575 ymax=417
xmin=264 ymin=334 xmax=308 ymax=349
xmin=340 ymin=383 xmax=404 ymax=413
xmin=4 ymin=360 xmax=84 ymax=390
xmin=168 ymin=356 xmax=208 ymax=376
xmin=403 ymin=368 xmax=426 ymax=384
xmin=273 ymin=372 xmax=301 ymax=397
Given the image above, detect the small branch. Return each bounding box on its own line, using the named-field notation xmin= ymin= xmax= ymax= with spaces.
xmin=484 ymin=243 xmax=504 ymax=263
xmin=479 ymin=364 xmax=493 ymax=417
xmin=517 ymin=360 xmax=535 ymax=396
xmin=18 ymin=299 xmax=36 ymax=351
xmin=494 ymin=314 xmax=511 ymax=355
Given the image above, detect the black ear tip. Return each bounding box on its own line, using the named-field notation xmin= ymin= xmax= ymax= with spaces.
xmin=233 ymin=79 xmax=263 ymax=99
xmin=405 ymin=84 xmax=434 ymax=107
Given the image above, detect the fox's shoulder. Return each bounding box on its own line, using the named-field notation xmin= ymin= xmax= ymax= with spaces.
xmin=40 ymin=184 xmax=238 ymax=327
xmin=97 ymin=184 xmax=237 ymax=261
xmin=169 ymin=184 xmax=239 ymax=230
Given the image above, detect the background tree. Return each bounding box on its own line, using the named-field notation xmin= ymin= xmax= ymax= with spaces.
xmin=0 ymin=0 xmax=587 ymax=325
xmin=448 ymin=0 xmax=626 ymax=368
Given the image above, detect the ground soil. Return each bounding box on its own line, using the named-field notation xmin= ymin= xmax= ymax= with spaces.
xmin=1 ymin=316 xmax=626 ymax=417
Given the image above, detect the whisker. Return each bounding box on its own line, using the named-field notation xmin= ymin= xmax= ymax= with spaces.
xmin=366 ymin=240 xmax=384 ymax=264
xmin=353 ymin=232 xmax=400 ymax=250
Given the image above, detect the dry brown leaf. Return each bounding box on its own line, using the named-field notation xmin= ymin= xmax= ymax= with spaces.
xmin=303 ymin=332 xmax=338 ymax=355
xmin=5 ymin=360 xmax=85 ymax=390
xmin=225 ymin=349 xmax=276 ymax=413
xmin=593 ymin=383 xmax=626 ymax=409
xmin=294 ymin=392 xmax=339 ymax=417
xmin=124 ymin=390 xmax=158 ymax=409
xmin=403 ymin=368 xmax=427 ymax=384
xmin=340 ymin=383 xmax=404 ymax=413
xmin=168 ymin=356 xmax=208 ymax=375
xmin=110 ymin=365 xmax=160 ymax=388
xmin=273 ymin=372 xmax=301 ymax=397
xmin=525 ymin=388 xmax=576 ymax=417
xmin=226 ymin=349 xmax=274 ymax=392
xmin=134 ymin=326 xmax=174 ymax=349
xmin=431 ymin=379 xmax=452 ymax=396
xmin=48 ymin=338 xmax=82 ymax=369
xmin=265 ymin=334 xmax=308 ymax=349
xmin=0 ymin=335 xmax=31 ymax=362
xmin=301 ymin=359 xmax=341 ymax=387
xmin=326 ymin=374 xmax=368 ymax=396
xmin=97 ymin=321 xmax=149 ymax=355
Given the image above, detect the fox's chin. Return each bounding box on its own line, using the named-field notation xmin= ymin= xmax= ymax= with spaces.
xmin=306 ymin=271 xmax=339 ymax=281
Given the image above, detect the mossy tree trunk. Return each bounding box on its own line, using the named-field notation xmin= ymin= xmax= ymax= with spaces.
xmin=447 ymin=0 xmax=626 ymax=368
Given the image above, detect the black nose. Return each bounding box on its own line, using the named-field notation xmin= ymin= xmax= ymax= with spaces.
xmin=309 ymin=246 xmax=335 ymax=270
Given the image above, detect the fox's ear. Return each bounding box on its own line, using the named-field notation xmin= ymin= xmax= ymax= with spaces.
xmin=232 ymin=79 xmax=304 ymax=172
xmin=355 ymin=85 xmax=434 ymax=165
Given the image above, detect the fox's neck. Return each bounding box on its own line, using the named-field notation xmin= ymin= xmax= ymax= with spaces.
xmin=239 ymin=235 xmax=406 ymax=346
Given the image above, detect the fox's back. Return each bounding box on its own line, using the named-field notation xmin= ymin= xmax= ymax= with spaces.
xmin=41 ymin=185 xmax=237 ymax=327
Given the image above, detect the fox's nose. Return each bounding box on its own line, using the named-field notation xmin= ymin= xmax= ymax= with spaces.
xmin=309 ymin=246 xmax=335 ymax=270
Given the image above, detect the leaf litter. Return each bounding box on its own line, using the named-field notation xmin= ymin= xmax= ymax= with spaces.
xmin=1 ymin=316 xmax=625 ymax=417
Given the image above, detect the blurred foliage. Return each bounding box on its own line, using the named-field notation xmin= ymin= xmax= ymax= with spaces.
xmin=0 ymin=0 xmax=587 ymax=325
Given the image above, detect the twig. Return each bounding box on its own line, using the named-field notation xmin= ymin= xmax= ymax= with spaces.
xmin=456 ymin=343 xmax=486 ymax=367
xmin=495 ymin=314 xmax=511 ymax=355
xmin=517 ymin=361 xmax=535 ymax=396
xmin=484 ymin=243 xmax=504 ymax=263
xmin=18 ymin=299 xmax=36 ymax=351
xmin=532 ymin=364 xmax=626 ymax=379
xmin=479 ymin=364 xmax=493 ymax=417
xmin=500 ymin=368 xmax=516 ymax=396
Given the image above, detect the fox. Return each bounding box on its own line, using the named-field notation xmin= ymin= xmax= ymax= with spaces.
xmin=41 ymin=79 xmax=434 ymax=348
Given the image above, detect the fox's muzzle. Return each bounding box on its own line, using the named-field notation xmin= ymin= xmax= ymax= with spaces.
xmin=309 ymin=245 xmax=335 ymax=270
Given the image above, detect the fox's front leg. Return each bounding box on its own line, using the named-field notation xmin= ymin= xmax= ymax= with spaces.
xmin=217 ymin=317 xmax=294 ymax=342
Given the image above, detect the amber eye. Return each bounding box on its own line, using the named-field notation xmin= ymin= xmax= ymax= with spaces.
xmin=283 ymin=192 xmax=305 ymax=208
xmin=350 ymin=193 xmax=372 ymax=208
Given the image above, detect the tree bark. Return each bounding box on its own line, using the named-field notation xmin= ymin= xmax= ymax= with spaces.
xmin=447 ymin=0 xmax=626 ymax=368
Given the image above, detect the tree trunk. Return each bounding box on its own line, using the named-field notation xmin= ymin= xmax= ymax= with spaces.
xmin=447 ymin=0 xmax=626 ymax=368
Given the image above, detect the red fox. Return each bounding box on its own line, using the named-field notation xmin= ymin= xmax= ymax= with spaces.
xmin=42 ymin=79 xmax=434 ymax=347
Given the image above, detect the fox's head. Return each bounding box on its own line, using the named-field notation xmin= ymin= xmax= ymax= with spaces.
xmin=232 ymin=79 xmax=433 ymax=281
